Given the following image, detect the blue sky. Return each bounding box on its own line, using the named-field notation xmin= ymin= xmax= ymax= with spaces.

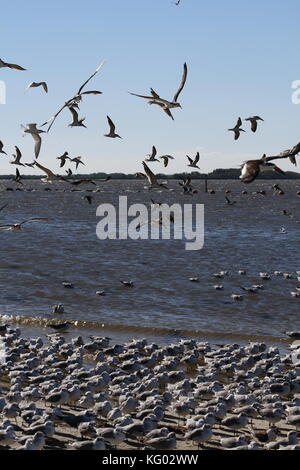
xmin=1 ymin=0 xmax=300 ymax=175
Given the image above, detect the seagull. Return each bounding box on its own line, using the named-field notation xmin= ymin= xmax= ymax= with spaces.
xmin=159 ymin=155 xmax=174 ymax=167
xmin=0 ymin=58 xmax=26 ymax=70
xmin=0 ymin=141 xmax=7 ymax=155
xmin=70 ymin=156 xmax=85 ymax=169
xmin=104 ymin=116 xmax=122 ymax=138
xmin=0 ymin=218 xmax=49 ymax=231
xmin=56 ymin=152 xmax=69 ymax=168
xmin=228 ymin=117 xmax=245 ymax=140
xmin=145 ymin=146 xmax=159 ymax=162
xmin=142 ymin=162 xmax=169 ymax=190
xmin=239 ymin=154 xmax=286 ymax=184
xmin=27 ymin=82 xmax=48 ymax=93
xmin=68 ymin=106 xmax=87 ymax=128
xmin=34 ymin=161 xmax=69 ymax=183
xmin=130 ymin=62 xmax=187 ymax=119
xmin=41 ymin=61 xmax=105 ymax=132
xmin=187 ymin=152 xmax=200 ymax=169
xmin=245 ymin=116 xmax=264 ymax=133
xmin=11 ymin=146 xmax=25 ymax=166
xmin=21 ymin=123 xmax=45 ymax=158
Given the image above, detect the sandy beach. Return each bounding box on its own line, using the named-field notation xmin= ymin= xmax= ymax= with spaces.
xmin=0 ymin=325 xmax=299 ymax=451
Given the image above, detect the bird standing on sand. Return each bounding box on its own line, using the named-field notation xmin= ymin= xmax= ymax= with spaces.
xmin=228 ymin=117 xmax=245 ymax=140
xmin=104 ymin=116 xmax=122 ymax=138
xmin=245 ymin=116 xmax=264 ymax=133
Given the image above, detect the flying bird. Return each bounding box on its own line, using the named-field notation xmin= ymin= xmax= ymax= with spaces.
xmin=70 ymin=156 xmax=85 ymax=170
xmin=130 ymin=62 xmax=187 ymax=119
xmin=0 ymin=58 xmax=26 ymax=70
xmin=0 ymin=141 xmax=7 ymax=155
xmin=57 ymin=152 xmax=69 ymax=168
xmin=21 ymin=123 xmax=45 ymax=159
xmin=68 ymin=106 xmax=87 ymax=128
xmin=34 ymin=161 xmax=69 ymax=183
xmin=0 ymin=218 xmax=49 ymax=231
xmin=187 ymin=152 xmax=200 ymax=169
xmin=239 ymin=154 xmax=286 ymax=184
xmin=268 ymin=141 xmax=300 ymax=167
xmin=245 ymin=116 xmax=264 ymax=133
xmin=41 ymin=61 xmax=105 ymax=132
xmin=159 ymin=155 xmax=174 ymax=168
xmin=145 ymin=146 xmax=159 ymax=162
xmin=14 ymin=168 xmax=23 ymax=185
xmin=228 ymin=117 xmax=245 ymax=140
xmin=27 ymin=82 xmax=48 ymax=93
xmin=104 ymin=116 xmax=122 ymax=138
xmin=142 ymin=162 xmax=169 ymax=190
xmin=11 ymin=147 xmax=25 ymax=166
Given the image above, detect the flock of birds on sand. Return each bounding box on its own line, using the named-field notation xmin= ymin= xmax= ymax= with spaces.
xmin=1 ymin=326 xmax=300 ymax=450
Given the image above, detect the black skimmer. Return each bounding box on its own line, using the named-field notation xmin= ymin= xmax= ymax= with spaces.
xmin=68 ymin=106 xmax=87 ymax=128
xmin=70 ymin=156 xmax=85 ymax=169
xmin=159 ymin=155 xmax=174 ymax=167
xmin=14 ymin=168 xmax=23 ymax=185
xmin=187 ymin=152 xmax=200 ymax=169
xmin=239 ymin=154 xmax=286 ymax=183
xmin=142 ymin=162 xmax=169 ymax=190
xmin=27 ymin=82 xmax=48 ymax=93
xmin=11 ymin=146 xmax=25 ymax=167
xmin=34 ymin=161 xmax=69 ymax=183
xmin=0 ymin=58 xmax=26 ymax=70
xmin=244 ymin=116 xmax=264 ymax=132
xmin=228 ymin=117 xmax=245 ymax=140
xmin=41 ymin=61 xmax=105 ymax=132
xmin=130 ymin=62 xmax=187 ymax=119
xmin=104 ymin=116 xmax=122 ymax=138
xmin=0 ymin=141 xmax=7 ymax=155
xmin=145 ymin=146 xmax=159 ymax=162
xmin=57 ymin=152 xmax=69 ymax=168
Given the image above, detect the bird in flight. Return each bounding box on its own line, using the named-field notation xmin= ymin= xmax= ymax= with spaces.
xmin=27 ymin=82 xmax=48 ymax=93
xmin=245 ymin=116 xmax=264 ymax=133
xmin=130 ymin=62 xmax=187 ymax=119
xmin=0 ymin=218 xmax=49 ymax=231
xmin=11 ymin=147 xmax=25 ymax=166
xmin=34 ymin=161 xmax=69 ymax=183
xmin=14 ymin=168 xmax=23 ymax=185
xmin=0 ymin=141 xmax=7 ymax=155
xmin=187 ymin=152 xmax=200 ymax=169
xmin=159 ymin=155 xmax=174 ymax=168
xmin=21 ymin=123 xmax=45 ymax=159
xmin=228 ymin=117 xmax=245 ymax=140
xmin=0 ymin=58 xmax=26 ymax=70
xmin=70 ymin=156 xmax=85 ymax=170
xmin=145 ymin=146 xmax=159 ymax=162
xmin=239 ymin=154 xmax=286 ymax=184
xmin=57 ymin=152 xmax=69 ymax=168
xmin=142 ymin=162 xmax=169 ymax=190
xmin=104 ymin=116 xmax=122 ymax=138
xmin=41 ymin=61 xmax=105 ymax=132
xmin=68 ymin=106 xmax=87 ymax=128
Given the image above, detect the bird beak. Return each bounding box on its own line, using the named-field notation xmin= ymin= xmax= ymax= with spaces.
xmin=274 ymin=166 xmax=285 ymax=175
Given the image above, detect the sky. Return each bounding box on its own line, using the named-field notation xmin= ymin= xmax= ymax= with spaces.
xmin=1 ymin=0 xmax=300 ymax=175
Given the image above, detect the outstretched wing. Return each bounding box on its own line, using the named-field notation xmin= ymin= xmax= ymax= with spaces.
xmin=78 ymin=61 xmax=105 ymax=94
xmin=34 ymin=161 xmax=56 ymax=177
xmin=173 ymin=62 xmax=187 ymax=103
xmin=194 ymin=152 xmax=200 ymax=164
xmin=107 ymin=116 xmax=115 ymax=133
xmin=19 ymin=217 xmax=50 ymax=226
xmin=142 ymin=161 xmax=157 ymax=185
xmin=266 ymin=142 xmax=300 ymax=165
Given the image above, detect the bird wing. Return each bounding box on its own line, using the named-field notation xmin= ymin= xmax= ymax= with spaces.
xmin=80 ymin=90 xmax=102 ymax=96
xmin=150 ymin=88 xmax=161 ymax=99
xmin=266 ymin=142 xmax=300 ymax=165
xmin=130 ymin=92 xmax=153 ymax=100
xmin=32 ymin=133 xmax=42 ymax=158
xmin=194 ymin=152 xmax=200 ymax=164
xmin=41 ymin=82 xmax=48 ymax=93
xmin=68 ymin=105 xmax=79 ymax=122
xmin=5 ymin=61 xmax=26 ymax=70
xmin=187 ymin=155 xmax=193 ymax=165
xmin=34 ymin=161 xmax=55 ymax=177
xmin=107 ymin=116 xmax=115 ymax=133
xmin=160 ymin=156 xmax=168 ymax=167
xmin=142 ymin=162 xmax=157 ymax=185
xmin=77 ymin=61 xmax=105 ymax=94
xmin=173 ymin=62 xmax=187 ymax=102
xmin=15 ymin=146 xmax=22 ymax=162
xmin=236 ymin=117 xmax=242 ymax=128
xmin=19 ymin=218 xmax=50 ymax=226
xmin=151 ymin=146 xmax=157 ymax=158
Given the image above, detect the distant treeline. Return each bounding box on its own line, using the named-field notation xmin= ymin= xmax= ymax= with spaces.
xmin=0 ymin=168 xmax=300 ymax=180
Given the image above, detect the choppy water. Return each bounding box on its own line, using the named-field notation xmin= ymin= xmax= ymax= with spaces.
xmin=0 ymin=178 xmax=299 ymax=346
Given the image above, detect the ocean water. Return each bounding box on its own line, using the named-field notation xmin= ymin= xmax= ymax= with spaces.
xmin=0 ymin=178 xmax=299 ymax=346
